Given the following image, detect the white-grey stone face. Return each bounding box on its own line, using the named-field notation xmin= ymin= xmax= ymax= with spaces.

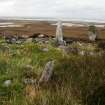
xmin=0 ymin=0 xmax=105 ymax=21
xmin=3 ymin=80 xmax=12 ymax=87
xmin=56 ymin=20 xmax=63 ymax=42
xmin=88 ymin=32 xmax=97 ymax=41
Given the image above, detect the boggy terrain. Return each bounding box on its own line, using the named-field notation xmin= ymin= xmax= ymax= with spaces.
xmin=0 ymin=20 xmax=105 ymax=41
xmin=0 ymin=20 xmax=105 ymax=105
xmin=0 ymin=38 xmax=105 ymax=105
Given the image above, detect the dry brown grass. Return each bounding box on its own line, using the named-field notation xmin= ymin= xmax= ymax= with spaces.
xmin=25 ymin=84 xmax=41 ymax=103
xmin=0 ymin=21 xmax=105 ymax=40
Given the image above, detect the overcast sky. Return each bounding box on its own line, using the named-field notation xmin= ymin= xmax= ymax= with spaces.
xmin=0 ymin=0 xmax=105 ymax=20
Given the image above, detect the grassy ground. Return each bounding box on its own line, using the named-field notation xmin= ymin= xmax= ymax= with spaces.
xmin=0 ymin=38 xmax=105 ymax=105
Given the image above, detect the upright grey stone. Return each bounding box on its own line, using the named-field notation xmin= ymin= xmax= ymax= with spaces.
xmin=88 ymin=25 xmax=97 ymax=41
xmin=39 ymin=61 xmax=54 ymax=83
xmin=55 ymin=20 xmax=64 ymax=45
xmin=88 ymin=31 xmax=97 ymax=41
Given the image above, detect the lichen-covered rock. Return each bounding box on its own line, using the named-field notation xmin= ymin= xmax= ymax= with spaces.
xmin=39 ymin=61 xmax=54 ymax=83
xmin=3 ymin=80 xmax=12 ymax=87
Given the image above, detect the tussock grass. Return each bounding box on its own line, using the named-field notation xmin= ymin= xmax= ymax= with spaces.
xmin=0 ymin=41 xmax=105 ymax=105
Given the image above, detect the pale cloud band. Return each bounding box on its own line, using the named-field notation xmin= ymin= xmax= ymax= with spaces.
xmin=0 ymin=0 xmax=105 ymax=21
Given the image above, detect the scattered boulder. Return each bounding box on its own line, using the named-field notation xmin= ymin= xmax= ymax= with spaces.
xmin=38 ymin=34 xmax=49 ymax=38
xmin=42 ymin=48 xmax=49 ymax=52
xmin=5 ymin=35 xmax=17 ymax=44
xmin=3 ymin=80 xmax=12 ymax=87
xmin=4 ymin=35 xmax=26 ymax=44
xmin=29 ymin=33 xmax=48 ymax=39
xmin=24 ymin=65 xmax=33 ymax=70
xmin=25 ymin=38 xmax=33 ymax=43
xmin=44 ymin=40 xmax=49 ymax=44
xmin=17 ymin=36 xmax=26 ymax=43
xmin=33 ymin=38 xmax=49 ymax=44
xmin=16 ymin=40 xmax=23 ymax=44
xmin=38 ymin=34 xmax=45 ymax=38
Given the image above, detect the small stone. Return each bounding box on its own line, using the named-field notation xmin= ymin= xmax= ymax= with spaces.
xmin=79 ymin=50 xmax=85 ymax=56
xmin=38 ymin=34 xmax=45 ymax=38
xmin=25 ymin=38 xmax=33 ymax=43
xmin=16 ymin=40 xmax=23 ymax=44
xmin=5 ymin=35 xmax=18 ymax=44
xmin=45 ymin=41 xmax=49 ymax=44
xmin=3 ymin=80 xmax=12 ymax=87
xmin=25 ymin=65 xmax=33 ymax=70
xmin=42 ymin=48 xmax=49 ymax=52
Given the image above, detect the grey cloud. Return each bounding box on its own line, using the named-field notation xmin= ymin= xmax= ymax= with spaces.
xmin=0 ymin=0 xmax=105 ymax=21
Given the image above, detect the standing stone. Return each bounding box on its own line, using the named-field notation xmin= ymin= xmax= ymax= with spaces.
xmin=88 ymin=31 xmax=97 ymax=41
xmin=88 ymin=25 xmax=97 ymax=41
xmin=55 ymin=20 xmax=65 ymax=45
xmin=39 ymin=61 xmax=54 ymax=83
